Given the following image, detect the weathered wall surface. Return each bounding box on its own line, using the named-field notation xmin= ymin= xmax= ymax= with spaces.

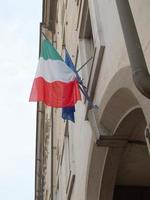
xmin=40 ymin=1 xmax=150 ymax=200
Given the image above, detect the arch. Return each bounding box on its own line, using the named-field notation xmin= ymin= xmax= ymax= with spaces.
xmin=95 ymin=66 xmax=150 ymax=126
xmin=86 ymin=84 xmax=149 ymax=200
xmin=100 ymin=88 xmax=139 ymax=134
xmin=86 ymin=107 xmax=149 ymax=200
xmin=99 ymin=107 xmax=149 ymax=200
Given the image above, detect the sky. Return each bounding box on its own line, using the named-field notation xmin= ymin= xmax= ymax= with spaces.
xmin=0 ymin=0 xmax=42 ymax=199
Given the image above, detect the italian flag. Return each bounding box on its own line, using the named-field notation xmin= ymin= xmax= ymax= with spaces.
xmin=29 ymin=39 xmax=81 ymax=107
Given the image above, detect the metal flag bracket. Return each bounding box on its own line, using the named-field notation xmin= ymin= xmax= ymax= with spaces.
xmin=78 ymin=84 xmax=98 ymax=110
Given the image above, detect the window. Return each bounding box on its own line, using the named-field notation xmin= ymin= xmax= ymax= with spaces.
xmin=78 ymin=5 xmax=95 ymax=105
xmin=78 ymin=0 xmax=105 ymax=107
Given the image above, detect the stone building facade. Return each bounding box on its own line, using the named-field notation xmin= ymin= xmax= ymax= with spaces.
xmin=35 ymin=0 xmax=150 ymax=200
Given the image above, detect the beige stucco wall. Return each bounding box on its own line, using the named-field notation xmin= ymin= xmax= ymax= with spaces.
xmin=93 ymin=0 xmax=150 ymax=106
xmin=41 ymin=0 xmax=150 ymax=200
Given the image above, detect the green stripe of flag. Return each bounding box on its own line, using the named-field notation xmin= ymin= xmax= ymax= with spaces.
xmin=40 ymin=39 xmax=63 ymax=61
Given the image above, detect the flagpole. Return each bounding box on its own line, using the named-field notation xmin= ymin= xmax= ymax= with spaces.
xmin=41 ymin=32 xmax=49 ymax=41
xmin=64 ymin=48 xmax=97 ymax=109
xmin=77 ymin=57 xmax=93 ymax=72
xmin=78 ymin=84 xmax=97 ymax=109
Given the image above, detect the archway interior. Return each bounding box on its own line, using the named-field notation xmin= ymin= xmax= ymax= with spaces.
xmin=86 ymin=88 xmax=150 ymax=200
xmin=113 ymin=109 xmax=150 ymax=200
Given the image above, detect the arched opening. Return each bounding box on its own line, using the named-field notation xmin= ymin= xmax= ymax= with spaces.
xmin=98 ymin=108 xmax=150 ymax=200
xmin=100 ymin=88 xmax=139 ymax=134
xmin=86 ymin=87 xmax=150 ymax=200
xmin=113 ymin=108 xmax=150 ymax=200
